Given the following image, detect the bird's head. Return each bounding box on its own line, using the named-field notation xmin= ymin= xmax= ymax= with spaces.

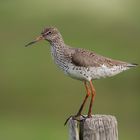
xmin=25 ymin=27 xmax=62 ymax=47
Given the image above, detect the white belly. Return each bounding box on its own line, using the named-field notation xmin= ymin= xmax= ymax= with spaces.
xmin=66 ymin=64 xmax=130 ymax=81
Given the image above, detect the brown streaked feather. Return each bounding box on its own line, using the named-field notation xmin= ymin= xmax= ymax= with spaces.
xmin=71 ymin=48 xmax=128 ymax=67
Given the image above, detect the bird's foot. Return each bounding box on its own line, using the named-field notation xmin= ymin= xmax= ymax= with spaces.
xmin=64 ymin=114 xmax=88 ymax=125
xmin=87 ymin=114 xmax=92 ymax=118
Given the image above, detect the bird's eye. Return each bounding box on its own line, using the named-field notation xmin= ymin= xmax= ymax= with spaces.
xmin=46 ymin=31 xmax=52 ymax=35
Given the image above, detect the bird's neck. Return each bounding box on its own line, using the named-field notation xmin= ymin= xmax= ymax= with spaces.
xmin=50 ymin=37 xmax=68 ymax=70
xmin=48 ymin=34 xmax=70 ymax=58
xmin=50 ymin=40 xmax=65 ymax=47
xmin=48 ymin=33 xmax=64 ymax=46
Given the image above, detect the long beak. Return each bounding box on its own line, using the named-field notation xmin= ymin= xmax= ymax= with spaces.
xmin=25 ymin=35 xmax=44 ymax=47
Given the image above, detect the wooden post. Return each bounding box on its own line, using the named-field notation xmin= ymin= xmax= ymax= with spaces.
xmin=68 ymin=115 xmax=118 ymax=140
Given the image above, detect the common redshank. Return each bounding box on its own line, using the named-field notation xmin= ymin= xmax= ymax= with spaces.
xmin=25 ymin=27 xmax=137 ymax=121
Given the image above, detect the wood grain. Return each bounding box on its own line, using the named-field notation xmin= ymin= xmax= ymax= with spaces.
xmin=68 ymin=115 xmax=118 ymax=140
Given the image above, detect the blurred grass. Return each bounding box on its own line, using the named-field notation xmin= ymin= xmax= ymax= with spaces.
xmin=0 ymin=0 xmax=140 ymax=140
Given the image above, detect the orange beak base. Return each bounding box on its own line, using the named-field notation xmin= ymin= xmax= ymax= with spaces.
xmin=25 ymin=35 xmax=44 ymax=47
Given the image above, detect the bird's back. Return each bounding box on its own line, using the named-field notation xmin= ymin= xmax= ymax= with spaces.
xmin=64 ymin=47 xmax=137 ymax=81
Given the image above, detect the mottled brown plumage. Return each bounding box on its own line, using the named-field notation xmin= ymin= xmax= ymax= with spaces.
xmin=71 ymin=48 xmax=129 ymax=67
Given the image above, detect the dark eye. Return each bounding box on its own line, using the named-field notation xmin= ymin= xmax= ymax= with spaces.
xmin=46 ymin=31 xmax=52 ymax=35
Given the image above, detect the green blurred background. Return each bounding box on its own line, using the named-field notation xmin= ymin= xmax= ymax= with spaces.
xmin=0 ymin=0 xmax=140 ymax=139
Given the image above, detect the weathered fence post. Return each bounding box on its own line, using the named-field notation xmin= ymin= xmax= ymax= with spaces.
xmin=68 ymin=115 xmax=118 ymax=140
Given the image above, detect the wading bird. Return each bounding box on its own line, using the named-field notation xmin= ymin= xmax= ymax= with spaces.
xmin=25 ymin=27 xmax=137 ymax=122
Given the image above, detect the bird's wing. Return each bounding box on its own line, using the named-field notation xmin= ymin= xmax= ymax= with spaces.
xmin=71 ymin=48 xmax=128 ymax=67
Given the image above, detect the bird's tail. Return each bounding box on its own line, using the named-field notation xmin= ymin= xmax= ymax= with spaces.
xmin=127 ymin=63 xmax=138 ymax=67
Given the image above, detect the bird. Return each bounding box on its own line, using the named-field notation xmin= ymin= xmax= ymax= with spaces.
xmin=25 ymin=26 xmax=137 ymax=122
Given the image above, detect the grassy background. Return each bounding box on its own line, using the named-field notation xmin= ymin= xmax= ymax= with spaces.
xmin=0 ymin=0 xmax=140 ymax=139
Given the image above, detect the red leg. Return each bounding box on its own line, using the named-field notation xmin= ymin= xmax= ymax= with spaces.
xmin=88 ymin=80 xmax=96 ymax=117
xmin=76 ymin=81 xmax=91 ymax=116
xmin=64 ymin=81 xmax=91 ymax=125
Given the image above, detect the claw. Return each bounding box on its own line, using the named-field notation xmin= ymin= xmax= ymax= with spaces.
xmin=64 ymin=115 xmax=88 ymax=125
xmin=64 ymin=115 xmax=73 ymax=125
xmin=87 ymin=114 xmax=92 ymax=118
